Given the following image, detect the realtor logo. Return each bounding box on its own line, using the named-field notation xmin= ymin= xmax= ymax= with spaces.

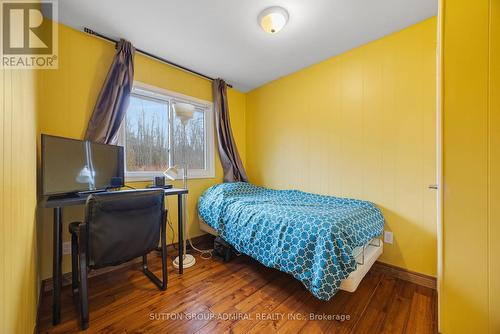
xmin=1 ymin=0 xmax=58 ymax=69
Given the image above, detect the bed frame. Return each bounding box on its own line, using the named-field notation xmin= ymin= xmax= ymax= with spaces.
xmin=341 ymin=239 xmax=383 ymax=292
xmin=198 ymin=218 xmax=383 ymax=293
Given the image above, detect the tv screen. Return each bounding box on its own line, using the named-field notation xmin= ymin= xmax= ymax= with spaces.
xmin=42 ymin=134 xmax=124 ymax=196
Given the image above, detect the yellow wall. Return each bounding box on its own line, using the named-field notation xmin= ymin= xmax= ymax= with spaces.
xmin=246 ymin=18 xmax=437 ymax=276
xmin=492 ymin=0 xmax=500 ymax=330
xmin=38 ymin=23 xmax=246 ymax=279
xmin=441 ymin=0 xmax=499 ymax=332
xmin=0 ymin=69 xmax=39 ymax=331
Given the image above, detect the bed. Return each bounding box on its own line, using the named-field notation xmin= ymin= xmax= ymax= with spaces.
xmin=197 ymin=182 xmax=385 ymax=301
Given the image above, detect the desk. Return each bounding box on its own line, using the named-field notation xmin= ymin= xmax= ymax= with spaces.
xmin=43 ymin=188 xmax=188 ymax=326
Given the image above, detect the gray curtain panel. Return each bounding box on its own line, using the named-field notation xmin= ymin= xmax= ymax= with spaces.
xmin=85 ymin=39 xmax=135 ymax=144
xmin=212 ymin=79 xmax=248 ymax=183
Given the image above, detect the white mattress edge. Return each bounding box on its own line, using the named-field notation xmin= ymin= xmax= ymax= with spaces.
xmin=339 ymin=241 xmax=383 ymax=292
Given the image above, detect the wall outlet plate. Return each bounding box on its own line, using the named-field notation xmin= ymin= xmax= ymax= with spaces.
xmin=384 ymin=231 xmax=394 ymax=244
xmin=63 ymin=241 xmax=71 ymax=255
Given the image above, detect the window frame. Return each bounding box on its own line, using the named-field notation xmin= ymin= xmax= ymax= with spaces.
xmin=119 ymin=81 xmax=215 ymax=182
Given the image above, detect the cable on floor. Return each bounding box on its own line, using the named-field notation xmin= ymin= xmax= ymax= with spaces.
xmin=186 ymin=215 xmax=213 ymax=260
xmin=165 ymin=194 xmax=213 ymax=259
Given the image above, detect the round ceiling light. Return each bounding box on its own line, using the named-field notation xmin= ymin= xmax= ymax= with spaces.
xmin=258 ymin=6 xmax=289 ymax=34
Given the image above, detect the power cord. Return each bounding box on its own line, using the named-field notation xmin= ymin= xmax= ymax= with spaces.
xmin=165 ymin=200 xmax=176 ymax=250
xmin=187 ymin=225 xmax=213 ymax=260
xmin=166 ymin=215 xmax=176 ymax=250
xmin=183 ymin=203 xmax=213 ymax=260
xmin=162 ymin=193 xmax=214 ymax=259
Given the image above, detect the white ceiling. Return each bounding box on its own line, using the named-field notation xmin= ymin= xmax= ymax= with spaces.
xmin=58 ymin=0 xmax=437 ymax=92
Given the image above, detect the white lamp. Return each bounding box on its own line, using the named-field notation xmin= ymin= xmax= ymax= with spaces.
xmin=258 ymin=6 xmax=289 ymax=34
xmin=163 ymin=165 xmax=179 ymax=184
xmin=168 ymin=102 xmax=196 ymax=269
xmin=173 ymin=102 xmax=195 ymax=125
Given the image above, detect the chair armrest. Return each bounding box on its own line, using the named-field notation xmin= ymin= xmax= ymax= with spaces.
xmin=68 ymin=221 xmax=84 ymax=235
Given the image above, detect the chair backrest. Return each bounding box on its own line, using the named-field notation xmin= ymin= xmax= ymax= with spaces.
xmin=84 ymin=190 xmax=165 ymax=268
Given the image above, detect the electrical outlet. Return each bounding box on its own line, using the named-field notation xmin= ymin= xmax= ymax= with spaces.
xmin=384 ymin=231 xmax=394 ymax=244
xmin=63 ymin=241 xmax=72 ymax=255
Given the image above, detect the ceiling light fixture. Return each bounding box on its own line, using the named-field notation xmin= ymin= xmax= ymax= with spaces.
xmin=258 ymin=6 xmax=289 ymax=34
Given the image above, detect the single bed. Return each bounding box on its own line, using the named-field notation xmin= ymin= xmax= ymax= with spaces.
xmin=197 ymin=182 xmax=385 ymax=300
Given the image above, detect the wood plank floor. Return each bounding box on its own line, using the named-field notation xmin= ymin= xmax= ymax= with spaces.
xmin=38 ymin=251 xmax=437 ymax=333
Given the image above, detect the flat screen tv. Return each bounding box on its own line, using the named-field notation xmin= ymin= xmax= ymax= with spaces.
xmin=42 ymin=134 xmax=124 ymax=196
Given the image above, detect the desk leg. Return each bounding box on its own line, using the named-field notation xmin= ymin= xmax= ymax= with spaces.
xmin=178 ymin=193 xmax=183 ymax=274
xmin=52 ymin=207 xmax=62 ymax=325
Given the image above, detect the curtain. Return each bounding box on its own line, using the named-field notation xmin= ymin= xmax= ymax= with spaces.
xmin=85 ymin=39 xmax=135 ymax=144
xmin=212 ymin=79 xmax=248 ymax=183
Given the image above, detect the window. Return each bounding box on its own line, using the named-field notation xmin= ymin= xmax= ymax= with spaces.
xmin=120 ymin=82 xmax=215 ymax=180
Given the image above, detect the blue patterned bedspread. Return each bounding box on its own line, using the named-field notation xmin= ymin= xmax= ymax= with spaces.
xmin=198 ymin=183 xmax=384 ymax=300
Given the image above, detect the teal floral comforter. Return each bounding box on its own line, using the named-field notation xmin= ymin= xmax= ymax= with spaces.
xmin=198 ymin=183 xmax=384 ymax=300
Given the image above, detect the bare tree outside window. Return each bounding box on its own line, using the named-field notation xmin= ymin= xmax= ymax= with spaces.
xmin=123 ymin=94 xmax=208 ymax=175
xmin=125 ymin=96 xmax=169 ymax=171
xmin=172 ymin=109 xmax=205 ymax=170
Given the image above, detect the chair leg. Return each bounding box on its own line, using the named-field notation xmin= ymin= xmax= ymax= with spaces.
xmin=142 ymin=253 xmax=167 ymax=291
xmin=78 ymin=225 xmax=89 ymax=330
xmin=142 ymin=213 xmax=168 ymax=290
xmin=78 ymin=247 xmax=89 ymax=329
xmin=160 ymin=219 xmax=168 ymax=289
xmin=71 ymin=233 xmax=79 ymax=297
xmin=160 ymin=247 xmax=168 ymax=290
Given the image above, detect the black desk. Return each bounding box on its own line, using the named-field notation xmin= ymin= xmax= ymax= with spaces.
xmin=43 ymin=188 xmax=188 ymax=326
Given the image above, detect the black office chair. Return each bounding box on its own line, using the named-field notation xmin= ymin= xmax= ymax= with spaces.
xmin=68 ymin=190 xmax=168 ymax=329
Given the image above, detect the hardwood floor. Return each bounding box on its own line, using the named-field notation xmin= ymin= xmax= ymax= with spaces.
xmin=38 ymin=251 xmax=437 ymax=333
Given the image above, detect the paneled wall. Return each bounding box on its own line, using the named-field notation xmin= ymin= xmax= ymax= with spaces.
xmin=441 ymin=0 xmax=499 ymax=332
xmin=246 ymin=18 xmax=437 ymax=276
xmin=0 ymin=69 xmax=39 ymax=332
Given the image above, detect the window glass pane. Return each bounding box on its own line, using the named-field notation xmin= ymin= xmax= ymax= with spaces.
xmin=125 ymin=96 xmax=169 ymax=172
xmin=172 ymin=108 xmax=205 ymax=169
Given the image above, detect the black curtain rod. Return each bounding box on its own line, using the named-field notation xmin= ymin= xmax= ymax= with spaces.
xmin=83 ymin=27 xmax=232 ymax=88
